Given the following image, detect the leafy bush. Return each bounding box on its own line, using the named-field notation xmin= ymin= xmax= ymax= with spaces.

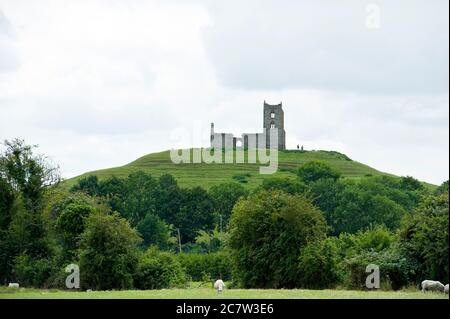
xmin=232 ymin=174 xmax=250 ymax=183
xmin=297 ymin=161 xmax=341 ymax=184
xmin=434 ymin=180 xmax=449 ymax=196
xmin=55 ymin=199 xmax=95 ymax=257
xmin=343 ymin=248 xmax=419 ymax=290
xmin=229 ymin=190 xmax=328 ymax=288
xmin=79 ymin=212 xmax=141 ymax=290
xmin=46 ymin=266 xmax=71 ymax=289
xmin=13 ymin=254 xmax=55 ymax=288
xmin=134 ymin=248 xmax=187 ymax=289
xmin=399 ymin=193 xmax=449 ymax=283
xmin=334 ymin=225 xmax=396 ymax=259
xmin=177 ymin=251 xmax=232 ymax=281
xmin=298 ymin=239 xmax=340 ymax=289
xmin=258 ymin=177 xmax=307 ymax=195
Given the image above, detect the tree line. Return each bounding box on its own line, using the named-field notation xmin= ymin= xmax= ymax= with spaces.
xmin=0 ymin=139 xmax=448 ymax=290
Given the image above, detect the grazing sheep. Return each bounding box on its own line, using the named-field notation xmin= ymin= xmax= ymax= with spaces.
xmin=445 ymin=284 xmax=449 ymax=294
xmin=214 ymin=279 xmax=225 ymax=294
xmin=421 ymin=280 xmax=445 ymax=293
xmin=8 ymin=283 xmax=19 ymax=288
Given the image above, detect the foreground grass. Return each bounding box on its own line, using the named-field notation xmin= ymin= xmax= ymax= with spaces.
xmin=1 ymin=287 xmax=448 ymax=299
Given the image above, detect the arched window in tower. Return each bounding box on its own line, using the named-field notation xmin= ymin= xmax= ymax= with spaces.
xmin=270 ymin=122 xmax=275 ymax=129
xmin=271 ymin=112 xmax=275 ymax=119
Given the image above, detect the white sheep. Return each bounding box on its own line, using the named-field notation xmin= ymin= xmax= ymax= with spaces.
xmin=8 ymin=283 xmax=19 ymax=288
xmin=421 ymin=280 xmax=445 ymax=293
xmin=214 ymin=279 xmax=225 ymax=294
xmin=445 ymin=284 xmax=449 ymax=294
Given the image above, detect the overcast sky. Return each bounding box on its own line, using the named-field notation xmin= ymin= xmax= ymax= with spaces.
xmin=0 ymin=0 xmax=448 ymax=184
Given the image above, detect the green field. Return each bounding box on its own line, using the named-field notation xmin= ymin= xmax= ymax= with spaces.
xmin=0 ymin=287 xmax=448 ymax=299
xmin=66 ymin=148 xmax=432 ymax=190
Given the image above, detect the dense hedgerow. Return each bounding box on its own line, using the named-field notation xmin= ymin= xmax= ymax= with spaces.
xmin=177 ymin=251 xmax=232 ymax=281
xmin=134 ymin=247 xmax=187 ymax=289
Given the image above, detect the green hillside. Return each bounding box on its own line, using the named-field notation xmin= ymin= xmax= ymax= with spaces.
xmin=65 ymin=149 xmax=411 ymax=190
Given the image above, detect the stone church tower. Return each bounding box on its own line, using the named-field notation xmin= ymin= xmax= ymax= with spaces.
xmin=263 ymin=101 xmax=286 ymax=150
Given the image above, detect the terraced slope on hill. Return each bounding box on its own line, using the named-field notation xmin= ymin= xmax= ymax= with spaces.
xmin=66 ymin=149 xmax=398 ymax=190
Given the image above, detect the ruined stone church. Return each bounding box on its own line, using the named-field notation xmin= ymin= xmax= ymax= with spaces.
xmin=210 ymin=101 xmax=286 ymax=150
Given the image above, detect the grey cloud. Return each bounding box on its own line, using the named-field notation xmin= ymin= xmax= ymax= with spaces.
xmin=4 ymin=97 xmax=175 ymax=136
xmin=201 ymin=0 xmax=449 ymax=94
xmin=0 ymin=10 xmax=20 ymax=73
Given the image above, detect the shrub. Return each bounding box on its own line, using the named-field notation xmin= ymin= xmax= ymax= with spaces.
xmin=229 ymin=190 xmax=328 ymax=288
xmin=334 ymin=225 xmax=396 ymax=259
xmin=399 ymin=193 xmax=449 ymax=283
xmin=258 ymin=177 xmax=307 ymax=195
xmin=13 ymin=254 xmax=55 ymax=288
xmin=298 ymin=239 xmax=340 ymax=289
xmin=46 ymin=266 xmax=71 ymax=289
xmin=434 ymin=180 xmax=449 ymax=196
xmin=79 ymin=212 xmax=141 ymax=290
xmin=343 ymin=248 xmax=418 ymax=290
xmin=177 ymin=251 xmax=232 ymax=281
xmin=297 ymin=161 xmax=341 ymax=184
xmin=55 ymin=200 xmax=95 ymax=257
xmin=134 ymin=248 xmax=187 ymax=289
xmin=232 ymin=174 xmax=249 ymax=184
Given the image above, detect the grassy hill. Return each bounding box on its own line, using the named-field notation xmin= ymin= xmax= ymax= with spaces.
xmin=65 ymin=149 xmax=412 ymax=190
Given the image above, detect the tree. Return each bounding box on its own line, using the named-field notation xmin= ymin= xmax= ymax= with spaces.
xmin=400 ymin=176 xmax=424 ymax=192
xmin=228 ymin=190 xmax=328 ymax=288
xmin=118 ymin=172 xmax=158 ymax=226
xmin=137 ymin=213 xmax=170 ymax=250
xmin=0 ymin=138 xmax=60 ymax=213
xmin=194 ymin=227 xmax=224 ymax=253
xmin=434 ymin=180 xmax=449 ymax=196
xmin=70 ymin=175 xmax=100 ymax=197
xmin=209 ymin=182 xmax=248 ymax=228
xmin=175 ymin=187 xmax=215 ymax=243
xmin=0 ymin=176 xmax=14 ymax=230
xmin=153 ymin=174 xmax=182 ymax=223
xmin=358 ymin=176 xmax=424 ymax=212
xmin=258 ymin=177 xmax=306 ymax=195
xmin=399 ymin=193 xmax=449 ymax=283
xmin=296 ymin=161 xmax=341 ymax=184
xmin=0 ymin=139 xmax=60 ymax=283
xmin=308 ymin=178 xmax=346 ymax=225
xmin=329 ymin=183 xmax=407 ymax=234
xmin=0 ymin=177 xmax=14 ymax=283
xmin=55 ymin=197 xmax=95 ymax=260
xmin=79 ymin=212 xmax=141 ymax=290
xmin=98 ymin=176 xmax=127 ymax=213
